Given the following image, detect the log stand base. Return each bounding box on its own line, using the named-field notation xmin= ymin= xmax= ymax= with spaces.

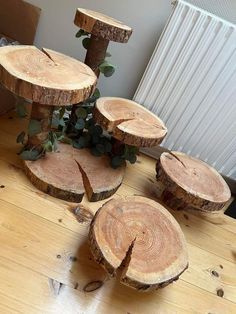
xmin=24 ymin=143 xmax=125 ymax=202
xmin=89 ymin=196 xmax=188 ymax=291
xmin=27 ymin=103 xmax=54 ymax=149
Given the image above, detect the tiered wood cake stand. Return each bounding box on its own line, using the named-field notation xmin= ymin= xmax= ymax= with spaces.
xmin=89 ymin=196 xmax=188 ymax=291
xmin=156 ymin=152 xmax=231 ymax=212
xmin=0 ymin=45 xmax=125 ymax=202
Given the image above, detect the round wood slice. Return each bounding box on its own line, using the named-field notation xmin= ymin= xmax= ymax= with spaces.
xmin=24 ymin=144 xmax=125 ymax=202
xmin=89 ymin=196 xmax=188 ymax=291
xmin=74 ymin=8 xmax=132 ymax=43
xmin=0 ymin=45 xmax=97 ymax=105
xmin=94 ymin=97 xmax=167 ymax=147
xmin=156 ymin=152 xmax=231 ymax=212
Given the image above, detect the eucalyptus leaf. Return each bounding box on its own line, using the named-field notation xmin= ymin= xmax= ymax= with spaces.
xmin=59 ymin=107 xmax=66 ymax=120
xmin=76 ymin=29 xmax=89 ymax=38
xmin=104 ymin=141 xmax=112 ymax=153
xmin=28 ymin=119 xmax=41 ymax=136
xmin=96 ymin=143 xmax=105 ymax=154
xmin=76 ymin=107 xmax=87 ymax=119
xmin=58 ymin=135 xmax=73 ymax=145
xmin=16 ymin=131 xmax=26 ymax=144
xmin=43 ymin=140 xmax=53 ymax=152
xmin=20 ymin=149 xmax=41 ymax=161
xmin=82 ymin=37 xmax=90 ymax=49
xmin=75 ymin=118 xmax=85 ymax=130
xmin=128 ymin=154 xmax=137 ymax=164
xmin=111 ymin=156 xmax=124 ymax=168
xmin=99 ymin=61 xmax=116 ymax=77
xmin=91 ymin=147 xmax=102 ymax=157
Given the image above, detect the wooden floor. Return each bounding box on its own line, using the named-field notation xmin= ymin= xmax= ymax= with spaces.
xmin=0 ymin=111 xmax=236 ymax=314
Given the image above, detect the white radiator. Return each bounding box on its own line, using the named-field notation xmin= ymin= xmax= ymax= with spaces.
xmin=134 ymin=0 xmax=236 ymax=180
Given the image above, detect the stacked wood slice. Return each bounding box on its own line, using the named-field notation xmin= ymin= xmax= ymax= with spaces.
xmin=156 ymin=152 xmax=231 ymax=212
xmin=94 ymin=97 xmax=167 ymax=147
xmin=24 ymin=144 xmax=125 ymax=202
xmin=89 ymin=196 xmax=188 ymax=291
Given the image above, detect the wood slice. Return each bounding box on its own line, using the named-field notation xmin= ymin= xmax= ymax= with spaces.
xmin=24 ymin=143 xmax=125 ymax=202
xmin=94 ymin=97 xmax=167 ymax=147
xmin=74 ymin=8 xmax=132 ymax=43
xmin=156 ymin=152 xmax=231 ymax=212
xmin=89 ymin=196 xmax=188 ymax=291
xmin=0 ymin=45 xmax=97 ymax=105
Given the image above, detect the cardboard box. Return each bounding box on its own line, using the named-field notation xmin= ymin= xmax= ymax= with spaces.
xmin=0 ymin=0 xmax=41 ymax=115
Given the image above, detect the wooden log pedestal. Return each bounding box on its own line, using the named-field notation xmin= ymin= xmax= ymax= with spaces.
xmin=156 ymin=152 xmax=231 ymax=212
xmin=74 ymin=8 xmax=132 ymax=76
xmin=0 ymin=45 xmax=126 ymax=202
xmin=89 ymin=196 xmax=188 ymax=292
xmin=94 ymin=97 xmax=167 ymax=147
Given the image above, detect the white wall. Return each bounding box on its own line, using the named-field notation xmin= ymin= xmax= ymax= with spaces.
xmin=27 ymin=0 xmax=172 ymax=99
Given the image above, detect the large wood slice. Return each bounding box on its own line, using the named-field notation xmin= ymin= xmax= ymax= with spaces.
xmin=0 ymin=45 xmax=97 ymax=105
xmin=89 ymin=196 xmax=188 ymax=291
xmin=94 ymin=97 xmax=167 ymax=147
xmin=24 ymin=144 xmax=125 ymax=202
xmin=156 ymin=152 xmax=231 ymax=212
xmin=74 ymin=8 xmax=132 ymax=43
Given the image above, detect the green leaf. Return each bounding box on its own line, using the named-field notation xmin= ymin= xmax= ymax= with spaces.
xmin=104 ymin=141 xmax=112 ymax=153
xmin=92 ymin=134 xmax=100 ymax=144
xmin=59 ymin=107 xmax=66 ymax=120
xmin=93 ymin=88 xmax=101 ymax=99
xmin=103 ymin=66 xmax=115 ymax=77
xmin=82 ymin=37 xmax=90 ymax=49
xmin=20 ymin=149 xmax=41 ymax=161
xmin=99 ymin=61 xmax=116 ymax=77
xmin=128 ymin=154 xmax=137 ymax=164
xmin=16 ymin=131 xmax=26 ymax=144
xmin=88 ymin=125 xmax=103 ymax=136
xmin=16 ymin=99 xmax=27 ymax=118
xmin=58 ymin=135 xmax=73 ymax=145
xmin=76 ymin=29 xmax=89 ymax=38
xmin=105 ymin=52 xmax=112 ymax=57
xmin=73 ymin=136 xmax=86 ymax=149
xmin=43 ymin=140 xmax=53 ymax=152
xmin=28 ymin=119 xmax=41 ymax=136
xmin=91 ymin=147 xmax=102 ymax=157
xmin=96 ymin=143 xmax=105 ymax=154
xmin=76 ymin=107 xmax=87 ymax=119
xmin=111 ymin=156 xmax=124 ymax=168
xmin=75 ymin=118 xmax=85 ymax=130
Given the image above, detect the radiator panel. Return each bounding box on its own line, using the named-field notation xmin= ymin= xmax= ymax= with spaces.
xmin=134 ymin=0 xmax=236 ymax=179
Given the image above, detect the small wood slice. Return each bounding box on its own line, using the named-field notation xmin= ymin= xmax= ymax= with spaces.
xmin=94 ymin=97 xmax=167 ymax=147
xmin=0 ymin=45 xmax=97 ymax=105
xmin=156 ymin=152 xmax=231 ymax=212
xmin=89 ymin=196 xmax=188 ymax=291
xmin=74 ymin=8 xmax=132 ymax=43
xmin=24 ymin=144 xmax=85 ymax=202
xmin=24 ymin=144 xmax=125 ymax=202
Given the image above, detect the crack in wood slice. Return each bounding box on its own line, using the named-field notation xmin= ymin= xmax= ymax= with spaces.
xmin=89 ymin=196 xmax=188 ymax=292
xmin=0 ymin=45 xmax=97 ymax=105
xmin=94 ymin=97 xmax=167 ymax=147
xmin=74 ymin=8 xmax=132 ymax=43
xmin=156 ymin=152 xmax=231 ymax=212
xmin=24 ymin=143 xmax=125 ymax=202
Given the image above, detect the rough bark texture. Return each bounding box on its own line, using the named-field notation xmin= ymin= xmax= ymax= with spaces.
xmin=24 ymin=144 xmax=125 ymax=202
xmin=94 ymin=97 xmax=167 ymax=147
xmin=27 ymin=103 xmax=54 ymax=148
xmin=0 ymin=45 xmax=97 ymax=105
xmin=156 ymin=152 xmax=231 ymax=212
xmin=74 ymin=8 xmax=132 ymax=43
xmin=85 ymin=34 xmax=109 ymax=77
xmin=89 ymin=196 xmax=188 ymax=292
